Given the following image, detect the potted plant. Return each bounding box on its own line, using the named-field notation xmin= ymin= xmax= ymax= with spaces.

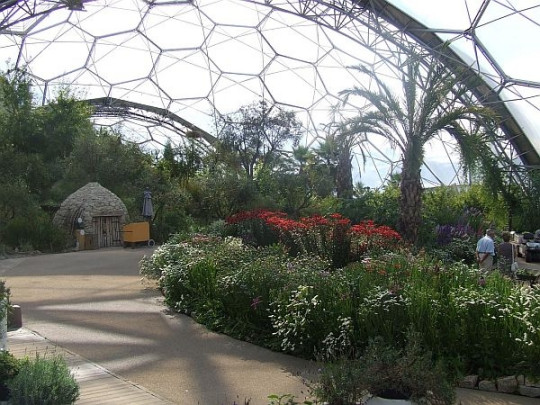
xmin=315 ymin=330 xmax=455 ymax=405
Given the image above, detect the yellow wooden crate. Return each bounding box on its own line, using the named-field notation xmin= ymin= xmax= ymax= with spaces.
xmin=122 ymin=221 xmax=150 ymax=243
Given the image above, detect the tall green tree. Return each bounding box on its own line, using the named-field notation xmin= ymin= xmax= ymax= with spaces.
xmin=56 ymin=128 xmax=155 ymax=212
xmin=217 ymin=100 xmax=303 ymax=180
xmin=158 ymin=140 xmax=203 ymax=184
xmin=340 ymin=54 xmax=496 ymax=244
xmin=37 ymin=88 xmax=94 ymax=162
xmin=0 ymin=70 xmax=94 ymax=201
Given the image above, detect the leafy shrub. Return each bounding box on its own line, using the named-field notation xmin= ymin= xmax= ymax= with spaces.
xmin=311 ymin=360 xmax=365 ymax=405
xmin=1 ymin=214 xmax=70 ymax=252
xmin=0 ymin=279 xmax=9 ymax=301
xmin=7 ymin=354 xmax=79 ymax=405
xmin=216 ymin=244 xmax=293 ymax=342
xmin=428 ymin=223 xmax=478 ymax=265
xmin=430 ymin=238 xmax=476 ymax=265
xmin=0 ymin=351 xmax=19 ymax=382
xmin=314 ymin=331 xmax=455 ymax=405
xmin=0 ymin=351 xmax=20 ymax=401
xmin=204 ymin=219 xmax=228 ymax=236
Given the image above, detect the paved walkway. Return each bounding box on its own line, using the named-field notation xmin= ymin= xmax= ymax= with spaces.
xmin=2 ymin=248 xmax=540 ymax=404
xmin=1 ymin=248 xmax=316 ymax=405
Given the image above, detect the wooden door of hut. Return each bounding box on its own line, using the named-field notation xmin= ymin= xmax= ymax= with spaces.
xmin=93 ymin=216 xmax=122 ymax=248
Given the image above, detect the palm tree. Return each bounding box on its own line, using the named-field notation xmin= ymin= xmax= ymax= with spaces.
xmin=340 ymin=53 xmax=495 ymax=244
xmin=314 ymin=130 xmax=363 ymax=199
xmin=292 ymin=145 xmax=312 ymax=175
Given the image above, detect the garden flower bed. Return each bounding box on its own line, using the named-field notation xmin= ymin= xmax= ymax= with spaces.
xmin=140 ymin=212 xmax=540 ymax=402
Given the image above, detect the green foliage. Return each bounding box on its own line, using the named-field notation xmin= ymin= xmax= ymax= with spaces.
xmin=337 ymin=186 xmax=400 ymax=230
xmin=7 ymin=355 xmax=80 ymax=405
xmin=150 ymin=187 xmax=195 ymax=243
xmin=187 ymin=170 xmax=264 ymax=221
xmin=257 ymin=169 xmax=313 ymax=217
xmin=148 ymin=234 xmax=540 ymax=381
xmin=512 ymin=170 xmax=540 ymax=232
xmin=226 ymin=210 xmax=400 ymax=270
xmin=35 ymin=88 xmax=94 ymax=163
xmin=312 ymin=361 xmax=365 ymax=405
xmin=430 ymin=238 xmax=476 ymax=265
xmin=0 ymin=67 xmax=535 ymax=258
xmin=1 ymin=212 xmax=70 ymax=252
xmin=314 ymin=330 xmax=455 ymax=404
xmin=202 ymin=219 xmax=228 ymax=236
xmin=0 ymin=71 xmax=95 ymax=202
xmin=57 ymin=128 xmax=155 ymax=205
xmin=157 ymin=140 xmax=202 ymax=184
xmin=0 ymin=351 xmax=19 ymax=383
xmin=0 ymin=69 xmax=36 ymax=155
xmin=218 ymin=99 xmax=302 ymax=180
xmin=0 ymin=351 xmax=20 ymax=401
xmin=340 ymin=52 xmax=497 ymax=244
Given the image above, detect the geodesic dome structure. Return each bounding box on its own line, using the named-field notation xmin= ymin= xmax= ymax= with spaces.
xmin=1 ymin=0 xmax=539 ymax=188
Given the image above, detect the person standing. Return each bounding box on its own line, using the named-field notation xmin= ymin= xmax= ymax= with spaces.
xmin=476 ymin=229 xmax=495 ymax=271
xmin=497 ymin=231 xmax=516 ymax=276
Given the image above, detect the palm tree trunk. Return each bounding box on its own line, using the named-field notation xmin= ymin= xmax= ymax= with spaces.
xmin=336 ymin=146 xmax=353 ymax=199
xmin=398 ymin=158 xmax=422 ymax=244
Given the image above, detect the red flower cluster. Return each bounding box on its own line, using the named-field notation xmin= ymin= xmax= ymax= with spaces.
xmin=300 ymin=214 xmax=330 ymax=228
xmin=351 ymin=220 xmax=401 ymax=240
xmin=226 ymin=209 xmax=287 ymax=225
xmin=226 ymin=210 xmax=401 ymax=267
xmin=265 ymin=216 xmax=306 ymax=232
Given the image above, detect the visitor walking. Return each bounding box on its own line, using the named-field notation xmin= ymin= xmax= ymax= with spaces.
xmin=476 ymin=229 xmax=495 ymax=272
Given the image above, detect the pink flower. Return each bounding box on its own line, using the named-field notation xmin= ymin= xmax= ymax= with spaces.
xmin=251 ymin=296 xmax=262 ymax=309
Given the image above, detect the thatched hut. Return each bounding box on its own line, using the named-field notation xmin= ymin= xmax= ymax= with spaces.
xmin=53 ymin=182 xmax=128 ymax=249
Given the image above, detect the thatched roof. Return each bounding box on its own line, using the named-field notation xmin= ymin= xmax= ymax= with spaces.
xmin=53 ymin=182 xmax=128 ymax=233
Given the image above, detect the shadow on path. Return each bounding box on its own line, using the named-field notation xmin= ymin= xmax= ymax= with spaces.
xmin=3 ymin=249 xmax=317 ymax=405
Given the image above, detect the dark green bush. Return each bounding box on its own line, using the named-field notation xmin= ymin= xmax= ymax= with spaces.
xmin=7 ymin=355 xmax=80 ymax=405
xmin=1 ymin=214 xmax=70 ymax=252
xmin=430 ymin=238 xmax=477 ymax=265
xmin=0 ymin=351 xmax=20 ymax=401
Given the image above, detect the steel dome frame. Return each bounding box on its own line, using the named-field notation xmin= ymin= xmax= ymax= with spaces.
xmin=1 ymin=0 xmax=538 ymax=186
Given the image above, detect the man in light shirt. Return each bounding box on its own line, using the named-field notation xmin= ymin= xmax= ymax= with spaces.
xmin=476 ymin=229 xmax=495 ymax=271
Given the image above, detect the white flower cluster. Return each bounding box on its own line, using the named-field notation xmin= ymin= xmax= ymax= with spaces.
xmin=318 ymin=316 xmax=353 ymax=361
xmin=270 ymin=285 xmax=319 ymax=353
xmin=449 ymin=286 xmax=540 ymax=348
xmin=359 ymin=286 xmax=410 ymax=316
